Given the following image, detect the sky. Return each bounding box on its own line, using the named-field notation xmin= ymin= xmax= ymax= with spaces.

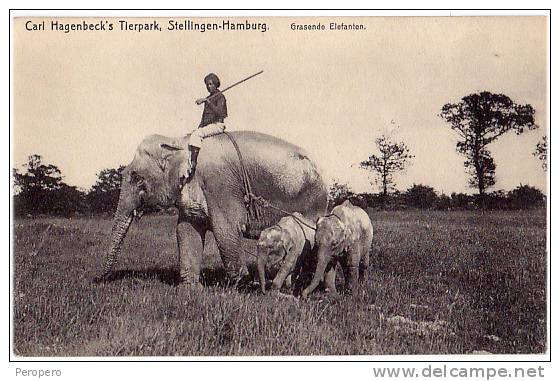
xmin=12 ymin=16 xmax=548 ymax=194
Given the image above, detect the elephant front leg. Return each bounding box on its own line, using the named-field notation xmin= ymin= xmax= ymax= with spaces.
xmin=177 ymin=215 xmax=206 ymax=285
xmin=324 ymin=263 xmax=337 ymax=294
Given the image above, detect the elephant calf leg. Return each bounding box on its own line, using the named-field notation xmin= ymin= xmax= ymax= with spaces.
xmin=343 ymin=265 xmax=360 ymax=295
xmin=359 ymin=243 xmax=371 ymax=281
xmin=324 ymin=263 xmax=337 ymax=294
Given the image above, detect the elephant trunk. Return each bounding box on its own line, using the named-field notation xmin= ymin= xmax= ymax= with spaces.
xmin=257 ymin=254 xmax=267 ymax=294
xmin=101 ymin=209 xmax=134 ymax=278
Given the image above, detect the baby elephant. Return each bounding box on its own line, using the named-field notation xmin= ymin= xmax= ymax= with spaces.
xmin=256 ymin=213 xmax=316 ymax=294
xmin=301 ymin=200 xmax=373 ymax=298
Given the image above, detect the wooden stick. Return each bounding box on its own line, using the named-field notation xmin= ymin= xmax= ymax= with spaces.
xmin=201 ymin=70 xmax=264 ymax=102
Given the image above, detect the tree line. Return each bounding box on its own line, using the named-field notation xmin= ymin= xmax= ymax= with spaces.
xmin=356 ymin=91 xmax=546 ymax=209
xmin=328 ymin=181 xmax=545 ymax=211
xmin=13 ymin=154 xmax=125 ymax=217
xmin=13 ymin=91 xmax=546 ymax=217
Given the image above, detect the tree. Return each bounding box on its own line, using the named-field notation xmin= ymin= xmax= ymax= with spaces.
xmin=13 ymin=154 xmax=63 ymax=194
xmin=440 ymin=91 xmax=538 ymax=196
xmin=328 ymin=180 xmax=353 ymax=208
xmin=13 ymin=155 xmax=64 ymax=215
xmin=403 ymin=184 xmax=438 ymax=209
xmin=49 ymin=184 xmax=88 ymax=216
xmin=507 ymin=184 xmax=545 ymax=209
xmin=449 ymin=192 xmax=475 ymax=210
xmin=533 ymin=136 xmax=547 ymax=171
xmin=13 ymin=154 xmax=87 ymax=216
xmin=359 ymin=135 xmax=414 ymax=197
xmin=87 ymin=166 xmax=126 ymax=214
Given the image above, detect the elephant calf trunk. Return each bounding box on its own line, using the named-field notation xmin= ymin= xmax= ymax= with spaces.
xmin=102 ymin=213 xmax=134 ymax=278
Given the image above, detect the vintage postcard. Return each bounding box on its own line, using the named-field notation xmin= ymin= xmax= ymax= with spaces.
xmin=11 ymin=13 xmax=549 ymax=363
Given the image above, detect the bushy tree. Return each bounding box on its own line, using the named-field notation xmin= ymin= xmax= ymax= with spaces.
xmin=440 ymin=92 xmax=538 ymax=195
xmin=13 ymin=154 xmax=86 ymax=216
xmin=404 ymin=184 xmax=438 ymax=209
xmin=13 ymin=154 xmax=63 ymax=193
xmin=359 ymin=135 xmax=414 ymax=197
xmin=49 ymin=184 xmax=88 ymax=216
xmin=87 ymin=166 xmax=126 ymax=214
xmin=508 ymin=185 xmax=545 ymax=209
xmin=449 ymin=192 xmax=475 ymax=210
xmin=14 ymin=155 xmax=63 ymax=215
xmin=484 ymin=190 xmax=508 ymax=210
xmin=436 ymin=193 xmax=452 ymax=210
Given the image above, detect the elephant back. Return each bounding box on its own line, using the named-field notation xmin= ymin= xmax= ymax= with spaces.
xmin=200 ymin=131 xmax=328 ymax=235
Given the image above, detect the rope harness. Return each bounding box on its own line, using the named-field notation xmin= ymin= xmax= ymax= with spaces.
xmin=220 ymin=132 xmax=333 ymax=265
xmin=326 ymin=213 xmax=344 ymax=225
xmin=247 ymin=192 xmax=318 ymax=231
xmin=223 ymin=132 xmax=261 ymax=222
xmin=223 ymin=132 xmax=317 ymax=233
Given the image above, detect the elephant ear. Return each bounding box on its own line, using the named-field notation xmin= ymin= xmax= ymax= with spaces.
xmin=160 ymin=143 xmax=184 ymax=151
xmin=159 ymin=143 xmax=186 ymax=172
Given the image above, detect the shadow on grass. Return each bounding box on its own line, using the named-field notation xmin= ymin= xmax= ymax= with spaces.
xmin=200 ymin=267 xmax=228 ymax=287
xmin=93 ymin=267 xmax=181 ymax=285
xmin=201 ymin=267 xmax=263 ymax=294
xmin=93 ymin=266 xmax=262 ymax=294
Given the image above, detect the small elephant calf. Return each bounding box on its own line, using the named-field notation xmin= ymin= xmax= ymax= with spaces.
xmin=301 ymin=200 xmax=373 ymax=298
xmin=256 ymin=213 xmax=316 ymax=293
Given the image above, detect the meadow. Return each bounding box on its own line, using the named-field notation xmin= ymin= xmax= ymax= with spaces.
xmin=12 ymin=209 xmax=547 ymax=356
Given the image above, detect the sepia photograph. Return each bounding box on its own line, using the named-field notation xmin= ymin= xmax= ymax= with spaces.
xmin=10 ymin=12 xmax=549 ymax=359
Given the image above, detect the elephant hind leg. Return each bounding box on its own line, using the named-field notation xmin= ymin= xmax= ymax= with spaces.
xmin=359 ymin=243 xmax=370 ymax=281
xmin=212 ymin=219 xmax=248 ymax=285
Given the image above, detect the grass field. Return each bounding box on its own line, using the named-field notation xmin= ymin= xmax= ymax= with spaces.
xmin=12 ymin=209 xmax=547 ymax=356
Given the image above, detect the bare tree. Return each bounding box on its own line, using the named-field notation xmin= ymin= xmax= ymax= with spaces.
xmin=440 ymin=91 xmax=538 ymax=195
xmin=533 ymin=136 xmax=547 ymax=171
xmin=359 ymin=135 xmax=414 ymax=197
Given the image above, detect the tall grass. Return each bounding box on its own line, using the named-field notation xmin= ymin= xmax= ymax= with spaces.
xmin=13 ymin=210 xmax=546 ymax=356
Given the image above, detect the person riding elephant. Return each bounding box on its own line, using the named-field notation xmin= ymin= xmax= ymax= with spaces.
xmin=301 ymin=200 xmax=373 ymax=298
xmin=256 ymin=213 xmax=316 ymax=294
xmin=185 ymin=73 xmax=228 ymax=182
xmin=100 ymin=131 xmax=328 ymax=287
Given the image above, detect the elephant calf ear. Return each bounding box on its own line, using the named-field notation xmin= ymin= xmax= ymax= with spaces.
xmin=280 ymin=229 xmax=294 ymax=254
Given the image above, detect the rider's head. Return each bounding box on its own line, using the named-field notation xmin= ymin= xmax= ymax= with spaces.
xmin=204 ymin=73 xmax=221 ymax=94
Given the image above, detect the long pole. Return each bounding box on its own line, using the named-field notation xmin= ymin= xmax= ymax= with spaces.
xmin=202 ymin=70 xmax=263 ymax=102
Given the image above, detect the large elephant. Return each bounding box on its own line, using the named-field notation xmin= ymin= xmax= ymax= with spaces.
xmin=101 ymin=131 xmax=328 ymax=286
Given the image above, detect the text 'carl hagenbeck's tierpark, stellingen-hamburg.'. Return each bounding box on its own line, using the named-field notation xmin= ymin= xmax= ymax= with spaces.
xmin=25 ymin=19 xmax=270 ymax=33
